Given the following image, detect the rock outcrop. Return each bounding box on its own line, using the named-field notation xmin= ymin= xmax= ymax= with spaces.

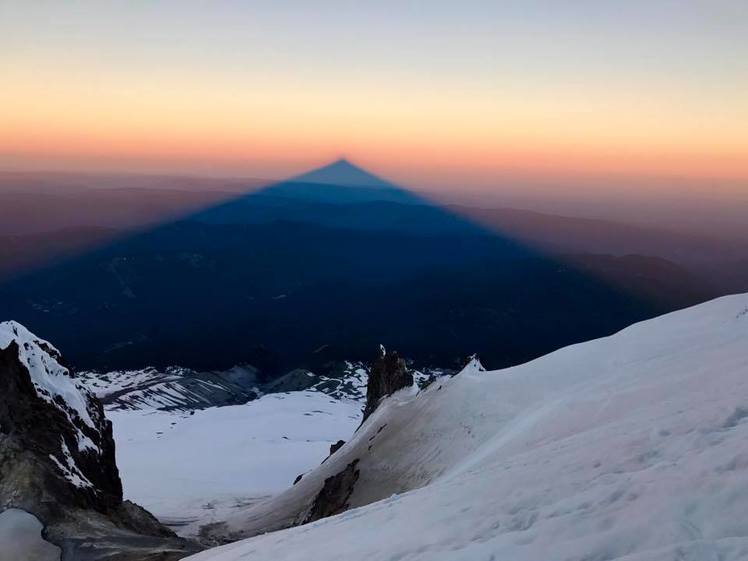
xmin=290 ymin=348 xmax=411 ymax=528
xmin=303 ymin=460 xmax=360 ymax=524
xmin=0 ymin=321 xmax=200 ymax=560
xmin=362 ymin=347 xmax=413 ymax=422
xmin=329 ymin=440 xmax=346 ymax=456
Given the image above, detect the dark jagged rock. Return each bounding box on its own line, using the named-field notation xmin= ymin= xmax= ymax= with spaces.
xmin=329 ymin=440 xmax=345 ymax=456
xmin=303 ymin=459 xmax=360 ymax=523
xmin=320 ymin=439 xmax=346 ymax=464
xmin=362 ymin=347 xmax=413 ymax=422
xmin=0 ymin=340 xmax=126 ymax=525
xmin=0 ymin=321 xmax=200 ymax=560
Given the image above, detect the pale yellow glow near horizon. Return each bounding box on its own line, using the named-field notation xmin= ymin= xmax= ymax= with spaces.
xmin=2 ymin=60 xmax=746 ymax=187
xmin=1 ymin=1 xmax=747 ymax=193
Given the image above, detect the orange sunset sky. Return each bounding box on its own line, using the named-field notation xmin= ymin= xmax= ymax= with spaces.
xmin=1 ymin=1 xmax=747 ymax=194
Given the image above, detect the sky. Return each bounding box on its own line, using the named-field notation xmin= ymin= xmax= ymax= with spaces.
xmin=1 ymin=0 xmax=747 ymax=196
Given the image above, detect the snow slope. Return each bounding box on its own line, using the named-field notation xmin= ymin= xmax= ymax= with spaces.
xmin=75 ymin=360 xmax=379 ymax=536
xmin=188 ymin=293 xmax=748 ymax=561
xmin=92 ymin=358 xmax=446 ymax=537
xmin=110 ymin=391 xmax=362 ymax=537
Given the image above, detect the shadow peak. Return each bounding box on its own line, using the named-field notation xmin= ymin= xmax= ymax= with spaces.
xmin=290 ymin=158 xmax=395 ymax=189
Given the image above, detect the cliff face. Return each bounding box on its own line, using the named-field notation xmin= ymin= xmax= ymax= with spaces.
xmin=0 ymin=321 xmax=199 ymax=560
xmin=0 ymin=340 xmax=119 ymax=517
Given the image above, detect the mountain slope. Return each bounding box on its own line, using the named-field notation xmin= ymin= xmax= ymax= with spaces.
xmin=0 ymin=161 xmax=723 ymax=375
xmin=78 ymin=360 xmax=444 ymax=537
xmin=190 ymin=293 xmax=748 ymax=561
xmin=0 ymin=217 xmax=713 ymax=373
xmin=109 ymin=390 xmax=363 ymax=538
xmin=76 ymin=361 xmax=371 ymax=411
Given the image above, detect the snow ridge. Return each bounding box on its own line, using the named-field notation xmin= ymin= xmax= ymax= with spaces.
xmin=187 ymin=293 xmax=748 ymax=561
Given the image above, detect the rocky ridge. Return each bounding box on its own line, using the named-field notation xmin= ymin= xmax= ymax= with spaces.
xmin=77 ymin=359 xmax=450 ymax=413
xmin=0 ymin=321 xmax=200 ymax=560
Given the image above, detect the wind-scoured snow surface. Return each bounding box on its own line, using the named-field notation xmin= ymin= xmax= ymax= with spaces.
xmin=188 ymin=294 xmax=748 ymax=561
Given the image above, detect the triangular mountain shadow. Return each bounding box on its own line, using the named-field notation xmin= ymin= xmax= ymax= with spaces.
xmin=258 ymin=158 xmax=419 ymax=204
xmin=288 ymin=158 xmax=400 ymax=189
xmin=0 ymin=159 xmax=712 ymax=374
xmin=194 ymin=158 xmax=483 ymax=235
